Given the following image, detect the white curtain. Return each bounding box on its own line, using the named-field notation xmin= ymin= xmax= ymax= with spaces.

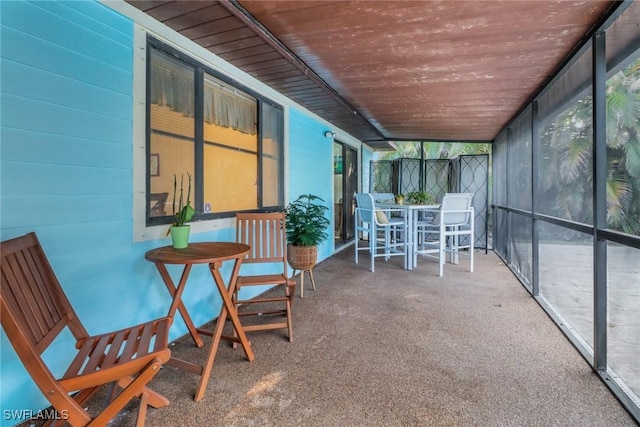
xmin=204 ymin=84 xmax=257 ymax=135
xmin=149 ymin=49 xmax=257 ymax=136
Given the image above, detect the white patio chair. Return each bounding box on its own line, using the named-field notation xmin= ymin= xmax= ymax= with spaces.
xmin=371 ymin=192 xmax=395 ymax=204
xmin=415 ymin=193 xmax=474 ymax=276
xmin=354 ymin=193 xmax=407 ymax=272
xmin=371 ymin=192 xmax=404 ymax=221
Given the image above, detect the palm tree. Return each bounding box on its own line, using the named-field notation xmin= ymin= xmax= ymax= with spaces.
xmin=605 ymin=61 xmax=640 ymax=234
xmin=540 ymin=58 xmax=640 ymax=235
xmin=377 ymin=141 xmax=490 ymax=161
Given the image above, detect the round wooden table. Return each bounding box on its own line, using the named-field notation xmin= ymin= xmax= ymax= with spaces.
xmin=145 ymin=242 xmax=253 ymax=402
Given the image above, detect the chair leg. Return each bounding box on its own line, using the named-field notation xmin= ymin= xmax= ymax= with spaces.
xmin=287 ymin=298 xmax=293 ymax=342
xmin=232 ymin=287 xmax=240 ymax=349
xmin=369 ymin=234 xmax=375 ymax=272
xmin=469 ymin=218 xmax=474 ymax=273
xmin=452 ymin=229 xmax=460 ymax=265
xmin=46 ymin=388 xmax=96 ymax=426
xmin=136 ymin=391 xmax=149 ymax=427
xmin=287 ymin=278 xmax=296 ymax=304
xmin=116 ymin=377 xmax=169 ymax=409
xmin=92 ymin=359 xmax=164 ymax=426
xmin=354 ymin=238 xmax=359 ymax=264
xmin=105 ymin=381 xmax=118 ymax=408
xmin=439 ymin=233 xmax=445 ymax=277
xmin=384 ymin=227 xmax=391 ymax=260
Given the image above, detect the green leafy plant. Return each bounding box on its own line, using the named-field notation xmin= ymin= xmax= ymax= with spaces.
xmin=166 ymin=173 xmax=196 ymax=235
xmin=406 ymin=190 xmax=435 ymax=204
xmin=284 ymin=194 xmax=330 ymax=246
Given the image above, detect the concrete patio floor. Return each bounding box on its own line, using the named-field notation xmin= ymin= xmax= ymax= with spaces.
xmin=26 ymin=247 xmax=638 ymax=426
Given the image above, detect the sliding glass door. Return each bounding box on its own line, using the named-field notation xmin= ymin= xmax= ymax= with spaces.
xmin=333 ymin=142 xmax=357 ymax=247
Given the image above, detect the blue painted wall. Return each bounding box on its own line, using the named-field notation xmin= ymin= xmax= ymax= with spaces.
xmin=288 ymin=108 xmax=334 ymax=261
xmin=1 ymin=2 xmax=145 ymax=422
xmin=0 ymin=1 xmax=340 ymax=424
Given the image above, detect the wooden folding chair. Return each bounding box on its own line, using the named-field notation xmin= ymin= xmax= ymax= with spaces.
xmin=1 ymin=232 xmax=172 ymax=426
xmin=234 ymin=212 xmax=296 ymax=342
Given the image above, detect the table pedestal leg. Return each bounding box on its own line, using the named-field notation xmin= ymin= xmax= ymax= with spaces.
xmin=194 ymin=258 xmax=255 ymax=402
xmin=408 ymin=210 xmax=415 ymax=270
xmin=154 ymin=262 xmax=203 ymax=348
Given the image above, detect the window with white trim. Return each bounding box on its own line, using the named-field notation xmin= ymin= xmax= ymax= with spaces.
xmin=146 ymin=36 xmax=284 ymax=226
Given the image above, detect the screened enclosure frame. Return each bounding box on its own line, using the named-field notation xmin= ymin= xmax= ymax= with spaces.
xmin=492 ymin=1 xmax=640 ymax=421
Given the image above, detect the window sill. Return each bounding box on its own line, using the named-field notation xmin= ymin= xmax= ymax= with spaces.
xmin=134 ymin=217 xmax=235 ymax=243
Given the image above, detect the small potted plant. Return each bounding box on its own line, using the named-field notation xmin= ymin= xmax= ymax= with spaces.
xmin=406 ymin=190 xmax=435 ymax=204
xmin=284 ymin=194 xmax=330 ymax=270
xmin=166 ymin=173 xmax=196 ymax=248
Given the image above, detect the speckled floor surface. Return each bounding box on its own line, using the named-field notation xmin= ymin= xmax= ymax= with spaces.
xmin=26 ymin=248 xmax=638 ymax=426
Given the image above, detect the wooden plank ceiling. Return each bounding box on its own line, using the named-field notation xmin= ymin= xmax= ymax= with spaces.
xmin=127 ymin=0 xmax=615 ymax=150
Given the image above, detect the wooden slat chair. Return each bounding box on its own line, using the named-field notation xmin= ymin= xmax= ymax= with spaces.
xmin=234 ymin=212 xmax=296 ymax=343
xmin=0 ymin=232 xmax=172 ymax=427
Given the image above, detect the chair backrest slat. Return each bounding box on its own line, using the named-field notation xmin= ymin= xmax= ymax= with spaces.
xmin=1 ymin=233 xmax=87 ymax=354
xmin=236 ymin=212 xmax=287 ymax=265
xmin=3 ymin=251 xmax=52 ymax=346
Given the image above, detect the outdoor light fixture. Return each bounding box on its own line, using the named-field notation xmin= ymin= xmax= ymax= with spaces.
xmin=324 ymin=131 xmax=335 ymax=138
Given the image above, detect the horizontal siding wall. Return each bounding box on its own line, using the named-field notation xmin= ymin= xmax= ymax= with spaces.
xmin=0 ymin=1 xmax=138 ymax=422
xmin=0 ymin=2 xmax=348 ymax=424
xmin=0 ymin=1 xmax=230 ymax=423
xmin=288 ymin=108 xmax=334 ymax=261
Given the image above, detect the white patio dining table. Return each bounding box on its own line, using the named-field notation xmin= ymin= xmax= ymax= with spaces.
xmin=375 ymin=201 xmax=440 ymax=270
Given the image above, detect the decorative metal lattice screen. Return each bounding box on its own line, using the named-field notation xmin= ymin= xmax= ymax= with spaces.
xmin=371 ymin=155 xmax=489 ymax=249
xmin=424 ymin=159 xmax=450 ymax=202
xmin=398 ymin=158 xmax=421 ymax=195
xmin=370 ymin=161 xmax=394 ymax=193
xmin=451 ymin=154 xmax=489 ymax=250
